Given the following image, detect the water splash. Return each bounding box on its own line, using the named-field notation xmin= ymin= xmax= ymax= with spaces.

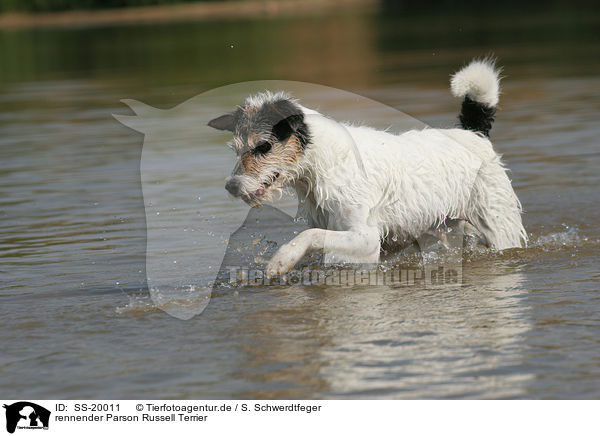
xmin=531 ymin=225 xmax=584 ymax=250
xmin=116 ymin=285 xmax=212 ymax=319
xmin=115 ymin=293 xmax=158 ymax=315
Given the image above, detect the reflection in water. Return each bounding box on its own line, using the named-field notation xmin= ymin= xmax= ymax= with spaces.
xmin=230 ymin=261 xmax=530 ymax=399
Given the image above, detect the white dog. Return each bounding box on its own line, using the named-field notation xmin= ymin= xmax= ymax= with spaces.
xmin=209 ymin=59 xmax=527 ymax=277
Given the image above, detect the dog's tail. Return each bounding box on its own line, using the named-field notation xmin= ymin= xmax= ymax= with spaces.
xmin=450 ymin=59 xmax=501 ymax=137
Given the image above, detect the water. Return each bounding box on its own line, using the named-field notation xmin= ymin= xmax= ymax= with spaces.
xmin=1 ymin=7 xmax=599 ymax=399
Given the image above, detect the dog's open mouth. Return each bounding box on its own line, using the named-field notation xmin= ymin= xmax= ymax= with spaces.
xmin=242 ymin=172 xmax=280 ymax=204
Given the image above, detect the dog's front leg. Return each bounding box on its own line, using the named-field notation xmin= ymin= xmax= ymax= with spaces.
xmin=265 ymin=226 xmax=380 ymax=278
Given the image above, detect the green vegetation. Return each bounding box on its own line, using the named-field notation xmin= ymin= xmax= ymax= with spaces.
xmin=0 ymin=0 xmax=220 ymax=13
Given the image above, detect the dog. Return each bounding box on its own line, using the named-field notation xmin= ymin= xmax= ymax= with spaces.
xmin=209 ymin=59 xmax=527 ymax=278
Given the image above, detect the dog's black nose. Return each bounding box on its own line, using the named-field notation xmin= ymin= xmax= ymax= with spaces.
xmin=225 ymin=178 xmax=242 ymax=196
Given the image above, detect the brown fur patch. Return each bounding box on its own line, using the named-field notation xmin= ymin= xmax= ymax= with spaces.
xmin=240 ymin=134 xmax=304 ymax=176
xmin=282 ymin=134 xmax=304 ymax=163
xmin=241 ymin=150 xmax=259 ymax=174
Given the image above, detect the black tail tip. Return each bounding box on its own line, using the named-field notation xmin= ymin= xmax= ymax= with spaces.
xmin=458 ymin=96 xmax=496 ymax=137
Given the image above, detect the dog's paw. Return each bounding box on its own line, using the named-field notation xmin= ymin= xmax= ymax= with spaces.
xmin=265 ymin=242 xmax=304 ymax=279
xmin=264 ymin=260 xmax=287 ymax=280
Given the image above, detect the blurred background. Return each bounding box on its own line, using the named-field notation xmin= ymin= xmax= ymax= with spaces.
xmin=1 ymin=0 xmax=599 ymax=399
xmin=1 ymin=0 xmax=598 ymax=96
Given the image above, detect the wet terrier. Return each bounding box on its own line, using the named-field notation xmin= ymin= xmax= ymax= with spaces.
xmin=209 ymin=59 xmax=527 ymax=277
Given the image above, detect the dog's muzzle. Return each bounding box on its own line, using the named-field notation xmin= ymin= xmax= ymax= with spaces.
xmin=225 ymin=177 xmax=242 ymax=197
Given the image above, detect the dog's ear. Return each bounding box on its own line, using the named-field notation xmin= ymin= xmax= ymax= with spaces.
xmin=269 ymin=100 xmax=311 ymax=149
xmin=272 ymin=114 xmax=311 ymax=149
xmin=208 ymin=114 xmax=235 ymax=132
xmin=272 ymin=115 xmax=300 ymax=141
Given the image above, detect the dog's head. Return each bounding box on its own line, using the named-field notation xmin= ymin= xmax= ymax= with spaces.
xmin=208 ymin=92 xmax=311 ymax=207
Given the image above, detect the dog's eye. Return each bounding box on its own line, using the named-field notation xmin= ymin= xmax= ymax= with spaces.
xmin=253 ymin=141 xmax=272 ymax=156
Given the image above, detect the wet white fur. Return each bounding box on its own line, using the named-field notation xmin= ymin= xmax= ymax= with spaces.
xmin=262 ymin=61 xmax=526 ymax=277
xmin=450 ymin=59 xmax=501 ymax=107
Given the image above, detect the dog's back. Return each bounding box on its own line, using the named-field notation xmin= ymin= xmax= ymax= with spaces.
xmin=300 ymin=59 xmax=527 ymax=249
xmin=332 ymin=125 xmax=501 ymax=241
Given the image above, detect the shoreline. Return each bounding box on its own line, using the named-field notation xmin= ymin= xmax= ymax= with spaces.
xmin=0 ymin=0 xmax=376 ymax=30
